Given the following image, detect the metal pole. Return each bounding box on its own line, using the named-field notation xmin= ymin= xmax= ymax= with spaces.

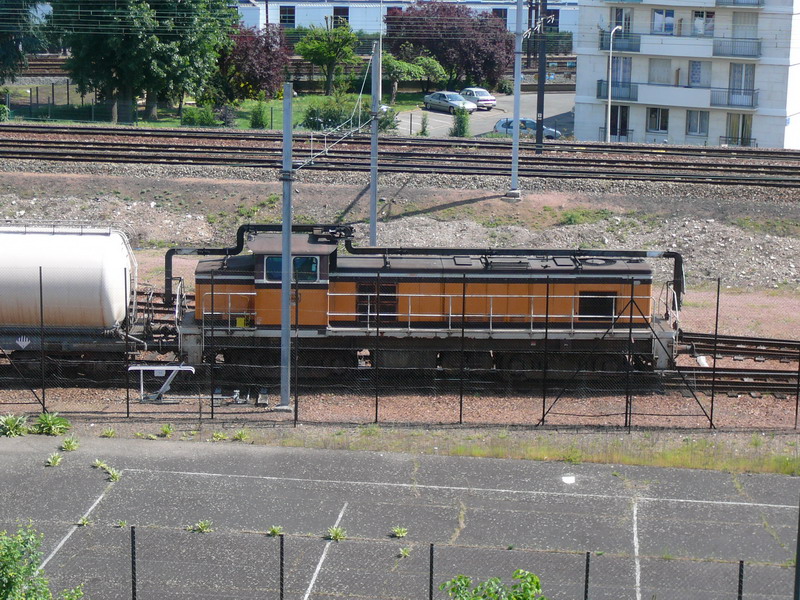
xmin=279 ymin=82 xmax=295 ymax=409
xmin=279 ymin=533 xmax=285 ymax=600
xmin=210 ymin=274 xmax=215 ymax=420
xmin=541 ymin=278 xmax=550 ymax=424
xmin=369 ymin=38 xmax=382 ymax=246
xmin=508 ymin=0 xmax=524 ymax=197
xmin=606 ymin=25 xmax=622 ymax=143
xmin=737 ymin=560 xmax=744 ymax=600
xmin=534 ymin=0 xmax=547 ymax=154
xmin=583 ymin=551 xmax=590 ymax=600
xmin=710 ymin=278 xmax=721 ymax=428
xmin=130 ymin=526 xmax=137 ymax=600
xmin=374 ymin=273 xmax=381 ymax=423
xmin=293 ymin=275 xmax=299 ymax=426
xmin=39 ymin=267 xmax=46 ymax=413
xmin=793 ymin=493 xmax=800 ymax=600
xmin=794 ymin=348 xmax=800 ymax=429
xmin=459 ymin=275 xmax=466 ymax=424
xmin=428 ymin=543 xmax=434 ymax=600
xmin=625 ymin=281 xmax=635 ymax=430
xmin=125 ymin=268 xmax=130 ymax=418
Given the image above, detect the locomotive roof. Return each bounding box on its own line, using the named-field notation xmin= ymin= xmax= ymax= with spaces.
xmin=246 ymin=233 xmax=338 ymax=255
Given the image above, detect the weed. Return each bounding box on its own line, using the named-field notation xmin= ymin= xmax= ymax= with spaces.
xmin=559 ymin=208 xmax=612 ymax=226
xmin=45 ymin=452 xmax=63 ymax=467
xmin=398 ymin=546 xmax=411 ymax=558
xmin=160 ymin=423 xmax=174 ymax=438
xmin=77 ymin=516 xmax=90 ymax=527
xmin=233 ymin=429 xmax=250 ymax=442
xmin=92 ymin=459 xmax=109 ymax=470
xmin=0 ymin=413 xmax=28 ymax=437
xmin=106 ymin=467 xmax=122 ymax=482
xmin=390 ymin=526 xmax=408 ymax=538
xmin=61 ymin=435 xmax=79 ymax=452
xmin=507 ymin=545 xmax=515 ymax=550
xmin=117 ymin=520 xmax=128 ymax=528
xmin=358 ymin=424 xmax=380 ymax=437
xmin=34 ymin=412 xmax=71 ymax=436
xmin=133 ymin=432 xmax=145 ymax=439
xmin=211 ymin=431 xmax=228 ymax=442
xmin=326 ymin=526 xmax=347 ymax=541
xmin=188 ymin=520 xmax=213 ymax=533
xmin=749 ymin=433 xmax=764 ymax=448
xmin=100 ymin=428 xmax=116 ymax=438
xmin=266 ymin=525 xmax=284 ymax=537
xmin=146 ymin=434 xmax=158 ymax=440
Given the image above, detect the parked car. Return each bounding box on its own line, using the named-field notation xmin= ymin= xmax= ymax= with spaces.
xmin=493 ymin=118 xmax=562 ymax=139
xmin=423 ymin=92 xmax=477 ymax=114
xmin=459 ymin=87 xmax=496 ymax=110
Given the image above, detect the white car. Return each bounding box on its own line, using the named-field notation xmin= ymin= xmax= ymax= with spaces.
xmin=423 ymin=92 xmax=477 ymax=114
xmin=459 ymin=87 xmax=496 ymax=110
xmin=493 ymin=118 xmax=562 ymax=139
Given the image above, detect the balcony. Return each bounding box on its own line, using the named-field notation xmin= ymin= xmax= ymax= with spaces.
xmin=596 ymin=80 xmax=639 ymax=102
xmin=713 ymin=38 xmax=761 ymax=58
xmin=716 ymin=0 xmax=763 ymax=6
xmin=720 ymin=136 xmax=757 ymax=147
xmin=710 ymin=88 xmax=758 ymax=108
xmin=599 ymin=31 xmax=641 ymax=53
xmin=599 ymin=128 xmax=634 ymax=142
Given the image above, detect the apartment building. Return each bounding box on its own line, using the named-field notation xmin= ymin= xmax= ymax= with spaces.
xmin=573 ymin=0 xmax=800 ymax=148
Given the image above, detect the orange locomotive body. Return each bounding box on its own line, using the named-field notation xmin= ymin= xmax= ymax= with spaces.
xmin=171 ymin=225 xmax=683 ymax=377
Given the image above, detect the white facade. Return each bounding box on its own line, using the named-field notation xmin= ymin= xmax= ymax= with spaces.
xmin=573 ymin=0 xmax=800 ymax=148
xmin=238 ymin=0 xmax=268 ymax=29
xmin=263 ymin=0 xmax=579 ymax=38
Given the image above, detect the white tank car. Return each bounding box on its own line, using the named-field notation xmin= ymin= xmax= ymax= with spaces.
xmin=0 ymin=227 xmax=136 ymax=330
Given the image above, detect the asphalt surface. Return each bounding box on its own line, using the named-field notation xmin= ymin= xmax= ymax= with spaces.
xmin=395 ymin=91 xmax=575 ymax=138
xmin=1 ymin=435 xmax=797 ymax=599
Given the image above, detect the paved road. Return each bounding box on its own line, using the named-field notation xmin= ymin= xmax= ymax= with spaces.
xmin=394 ymin=91 xmax=575 ymax=138
xmin=1 ymin=435 xmax=796 ymax=599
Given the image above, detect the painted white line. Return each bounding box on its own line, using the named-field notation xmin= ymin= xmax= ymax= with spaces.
xmin=39 ymin=486 xmax=111 ymax=571
xmin=124 ymin=468 xmax=797 ymax=510
xmin=632 ymin=499 xmax=641 ymax=600
xmin=303 ymin=503 xmax=348 ymax=600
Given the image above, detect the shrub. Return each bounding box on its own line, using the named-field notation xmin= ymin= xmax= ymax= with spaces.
xmin=181 ymin=106 xmax=218 ymax=126
xmin=302 ymin=96 xmax=353 ymax=131
xmin=495 ymin=79 xmax=513 ymax=95
xmin=250 ymin=101 xmax=269 ymax=129
xmin=216 ymin=105 xmax=237 ymax=128
xmin=418 ymin=112 xmax=430 ymax=137
xmin=448 ymin=107 xmax=471 ymax=138
xmin=33 ymin=413 xmax=71 ymax=436
xmin=0 ymin=104 xmax=9 ymax=122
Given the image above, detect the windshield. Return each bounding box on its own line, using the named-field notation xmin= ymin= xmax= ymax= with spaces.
xmin=475 ymin=90 xmax=490 ymax=97
xmin=448 ymin=94 xmax=466 ymax=102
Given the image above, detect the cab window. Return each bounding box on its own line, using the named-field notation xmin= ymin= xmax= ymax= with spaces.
xmin=265 ymin=256 xmax=319 ymax=282
xmin=579 ymin=292 xmax=616 ymax=320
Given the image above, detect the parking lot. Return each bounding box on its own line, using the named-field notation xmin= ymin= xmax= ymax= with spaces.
xmin=1 ymin=435 xmax=797 ymax=598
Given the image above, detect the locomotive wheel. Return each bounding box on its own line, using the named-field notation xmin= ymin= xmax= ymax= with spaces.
xmin=497 ymin=354 xmax=541 ymax=382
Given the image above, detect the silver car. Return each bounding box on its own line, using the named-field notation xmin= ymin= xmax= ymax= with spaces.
xmin=459 ymin=87 xmax=497 ymax=110
xmin=423 ymin=91 xmax=477 ymax=114
xmin=493 ymin=118 xmax=562 ymax=139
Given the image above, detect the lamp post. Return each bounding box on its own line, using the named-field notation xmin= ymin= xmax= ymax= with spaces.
xmin=606 ymin=25 xmax=622 ymax=143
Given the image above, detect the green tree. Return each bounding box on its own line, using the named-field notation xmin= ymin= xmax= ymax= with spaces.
xmin=295 ymin=23 xmax=359 ymax=96
xmin=0 ymin=0 xmax=42 ymax=83
xmin=382 ymin=52 xmax=422 ymax=105
xmin=0 ymin=524 xmax=83 ymax=599
xmin=49 ymin=0 xmax=236 ymax=123
xmin=412 ymin=55 xmax=446 ymax=94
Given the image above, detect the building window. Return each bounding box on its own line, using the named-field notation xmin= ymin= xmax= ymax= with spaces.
xmin=686 ymin=110 xmax=709 ymax=136
xmin=692 ymin=11 xmax=715 ymax=37
xmin=688 ymin=61 xmax=711 ymax=87
xmin=279 ymin=6 xmax=295 ymax=28
xmin=648 ymin=58 xmax=672 ymax=85
xmin=651 ymin=9 xmax=674 ymax=35
xmin=333 ymin=6 xmax=349 ymax=25
xmin=491 ymin=8 xmax=508 ymax=27
xmin=612 ymin=7 xmax=632 ymax=32
xmin=647 ymin=107 xmax=669 ymax=133
xmin=544 ymin=9 xmax=559 ymax=30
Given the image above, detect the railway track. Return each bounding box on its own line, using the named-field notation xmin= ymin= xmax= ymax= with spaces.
xmin=680 ymin=331 xmax=800 ymax=362
xmin=673 ymin=366 xmax=799 ymax=395
xmin=3 ymin=123 xmax=800 ymax=186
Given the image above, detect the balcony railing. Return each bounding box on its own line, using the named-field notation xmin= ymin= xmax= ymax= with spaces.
xmin=599 ymin=31 xmax=641 ymax=52
xmin=720 ymin=136 xmax=757 ymax=147
xmin=599 ymin=128 xmax=634 ymax=142
xmin=713 ymin=38 xmax=761 ymax=58
xmin=716 ymin=0 xmax=763 ymax=6
xmin=710 ymin=88 xmax=758 ymax=108
xmin=596 ymin=80 xmax=639 ymax=101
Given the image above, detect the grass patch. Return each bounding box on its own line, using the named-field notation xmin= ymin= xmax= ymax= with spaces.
xmin=558 ymin=208 xmax=613 ymax=226
xmin=734 ymin=216 xmax=800 ymax=237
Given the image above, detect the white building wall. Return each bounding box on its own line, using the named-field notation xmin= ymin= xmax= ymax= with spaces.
xmin=575 ymin=0 xmax=800 ymax=148
xmin=238 ymin=1 xmax=267 ymax=29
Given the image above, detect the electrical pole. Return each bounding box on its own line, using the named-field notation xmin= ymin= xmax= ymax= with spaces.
xmin=534 ymin=0 xmax=547 ymax=154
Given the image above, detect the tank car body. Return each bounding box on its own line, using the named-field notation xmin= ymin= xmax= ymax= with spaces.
xmin=169 ymin=225 xmax=683 ymax=377
xmin=0 ymin=226 xmax=139 ymax=362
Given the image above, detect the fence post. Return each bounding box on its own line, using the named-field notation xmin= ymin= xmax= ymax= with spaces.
xmin=130 ymin=526 xmax=137 ymax=600
xmin=737 ymin=560 xmax=744 ymax=600
xmin=279 ymin=533 xmax=285 ymax=600
xmin=39 ymin=267 xmax=46 ymax=413
xmin=709 ymin=278 xmax=721 ymax=429
xmin=794 ymin=349 xmax=799 ymax=429
xmin=374 ymin=272 xmax=381 ymax=423
xmin=210 ymin=273 xmax=215 ymax=419
xmin=429 ymin=543 xmax=434 ymax=600
xmin=125 ymin=268 xmax=130 ymax=418
xmin=793 ymin=492 xmax=800 ymax=600
xmin=459 ymin=274 xmax=466 ymax=424
xmin=584 ymin=551 xmax=590 ymax=600
xmin=409 ymin=114 xmax=413 ymax=136
xmin=66 ymin=80 xmax=70 ymax=105
xmin=293 ymin=275 xmax=299 ymax=427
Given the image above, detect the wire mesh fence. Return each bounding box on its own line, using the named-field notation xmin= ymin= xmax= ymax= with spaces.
xmin=44 ymin=526 xmax=797 ymax=599
xmin=0 ymin=264 xmax=797 ymax=430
